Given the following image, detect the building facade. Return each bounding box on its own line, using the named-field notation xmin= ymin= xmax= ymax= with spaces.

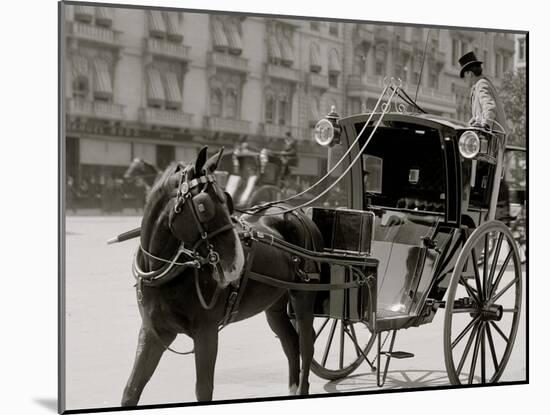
xmin=63 ymin=5 xmax=515 ymax=194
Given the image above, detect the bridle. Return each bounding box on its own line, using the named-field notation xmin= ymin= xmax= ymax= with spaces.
xmin=132 ymin=169 xmax=236 ymax=309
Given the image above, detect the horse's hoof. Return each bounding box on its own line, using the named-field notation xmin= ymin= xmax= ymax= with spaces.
xmin=289 ymin=384 xmax=298 ymax=395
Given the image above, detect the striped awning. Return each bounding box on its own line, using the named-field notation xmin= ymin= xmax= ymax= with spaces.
xmin=165 ymin=12 xmax=183 ymax=42
xmin=329 ymin=49 xmax=341 ymax=74
xmin=74 ymin=5 xmax=93 ymax=22
xmin=280 ymin=36 xmax=294 ymax=65
xmin=95 ymin=7 xmax=114 ymax=26
xmin=147 ymin=10 xmax=166 ymax=37
xmin=212 ymin=17 xmax=229 ymax=51
xmin=93 ymin=59 xmax=113 ymax=98
xmin=268 ymin=35 xmax=282 ymax=62
xmin=146 ymin=67 xmax=165 ymax=104
xmin=225 ymin=19 xmax=243 ymax=55
xmin=164 ymin=71 xmax=182 ymax=105
xmin=309 ymin=43 xmax=321 ymax=72
xmin=72 ymin=54 xmax=89 ymax=78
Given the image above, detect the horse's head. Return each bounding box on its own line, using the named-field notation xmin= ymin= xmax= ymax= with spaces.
xmin=155 ymin=147 xmax=244 ymax=287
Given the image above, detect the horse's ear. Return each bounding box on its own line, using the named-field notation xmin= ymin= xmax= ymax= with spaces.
xmin=204 ymin=147 xmax=224 ymax=173
xmin=195 ymin=146 xmax=208 ymax=174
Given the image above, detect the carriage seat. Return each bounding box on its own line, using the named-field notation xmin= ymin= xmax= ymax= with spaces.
xmin=396 ymin=197 xmax=444 ymax=213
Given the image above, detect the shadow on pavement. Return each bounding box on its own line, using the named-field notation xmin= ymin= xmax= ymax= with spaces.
xmin=323 ymin=369 xmax=453 ymax=393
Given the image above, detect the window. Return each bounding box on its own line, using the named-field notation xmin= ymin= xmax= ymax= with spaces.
xmin=72 ymin=76 xmax=89 ymax=99
xmin=265 ymin=95 xmax=274 ymax=123
xmin=461 ymin=41 xmax=468 ymax=57
xmin=146 ymin=67 xmax=165 ymax=108
xmin=210 ymin=88 xmax=223 ymax=117
xmin=310 ymin=43 xmax=321 ymax=73
xmin=278 ymin=98 xmax=288 ymax=125
xmin=503 ymin=55 xmax=510 ymax=74
xmin=495 ymin=52 xmax=502 ymax=77
xmin=164 ymin=71 xmax=182 ymax=110
xmin=310 ymin=21 xmax=319 ymax=31
xmin=428 ymin=71 xmax=438 ymax=89
xmin=93 ymin=59 xmax=113 ymax=101
xmin=225 ymin=89 xmax=238 ymax=119
xmin=452 ymin=39 xmax=459 ymax=64
xmin=329 ymin=22 xmax=339 ymax=36
xmin=375 ymin=61 xmax=384 ymax=76
xmin=164 ymin=12 xmax=183 ymax=43
xmin=147 ymin=10 xmax=166 ymax=39
xmin=329 ymin=73 xmax=338 ymax=88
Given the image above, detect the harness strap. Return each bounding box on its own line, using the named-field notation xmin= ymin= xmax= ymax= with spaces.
xmin=246 ymin=271 xmax=366 ymax=291
xmin=220 ymin=239 xmax=258 ymax=329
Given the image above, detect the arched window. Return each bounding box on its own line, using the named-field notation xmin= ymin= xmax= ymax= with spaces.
xmin=225 ymin=88 xmax=238 ymax=119
xmin=278 ymin=97 xmax=288 ymax=126
xmin=210 ymin=88 xmax=223 ymax=117
xmin=265 ymin=93 xmax=275 ymax=123
xmin=72 ymin=76 xmax=89 ymax=99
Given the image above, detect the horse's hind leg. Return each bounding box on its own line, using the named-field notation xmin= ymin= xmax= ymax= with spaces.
xmin=121 ymin=325 xmax=176 ymax=406
xmin=193 ymin=326 xmax=219 ymax=402
xmin=265 ymin=294 xmax=300 ymax=394
xmin=290 ymin=291 xmax=316 ymax=395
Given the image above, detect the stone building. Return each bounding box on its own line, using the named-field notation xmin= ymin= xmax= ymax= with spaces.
xmin=62 ymin=5 xmax=515 ymax=192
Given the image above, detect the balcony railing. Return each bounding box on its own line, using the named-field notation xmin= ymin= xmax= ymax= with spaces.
xmin=139 ymin=107 xmax=193 ymax=128
xmin=67 ymin=98 xmax=124 ymax=120
xmin=208 ymin=51 xmax=249 ymax=73
xmin=144 ymin=38 xmax=191 ymax=62
xmin=266 ymin=64 xmax=301 ymax=83
xmin=407 ymin=86 xmax=456 ymax=108
xmin=68 ymin=21 xmax=120 ymax=47
xmin=308 ymin=73 xmax=329 ymax=90
xmin=346 ymin=74 xmax=385 ymax=95
xmin=259 ymin=123 xmax=303 ymax=139
xmin=204 ymin=116 xmax=251 ymax=135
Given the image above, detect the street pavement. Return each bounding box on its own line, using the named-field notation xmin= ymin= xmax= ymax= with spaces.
xmin=63 ymin=216 xmax=527 ymax=412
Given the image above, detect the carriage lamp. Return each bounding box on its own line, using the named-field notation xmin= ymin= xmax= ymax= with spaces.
xmin=314 ymin=106 xmax=341 ymax=147
xmin=458 ymin=131 xmax=481 ymax=159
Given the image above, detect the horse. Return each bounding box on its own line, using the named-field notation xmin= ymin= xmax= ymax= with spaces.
xmin=121 ymin=146 xmax=321 ymax=405
xmin=123 ymin=158 xmax=162 ymax=188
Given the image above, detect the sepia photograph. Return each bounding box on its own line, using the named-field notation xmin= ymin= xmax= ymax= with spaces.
xmin=59 ymin=1 xmax=527 ymax=413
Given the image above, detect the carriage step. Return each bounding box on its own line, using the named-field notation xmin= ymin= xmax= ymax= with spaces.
xmin=382 ymin=351 xmax=414 ymax=359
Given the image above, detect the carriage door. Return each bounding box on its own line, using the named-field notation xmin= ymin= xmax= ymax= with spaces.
xmin=371 ymin=211 xmax=443 ymax=320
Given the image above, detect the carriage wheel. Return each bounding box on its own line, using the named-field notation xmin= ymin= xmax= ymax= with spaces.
xmin=444 ymin=221 xmax=522 ymax=385
xmin=310 ymin=317 xmax=376 ymax=380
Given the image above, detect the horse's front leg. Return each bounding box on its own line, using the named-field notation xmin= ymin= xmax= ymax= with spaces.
xmin=291 ymin=291 xmax=316 ymax=395
xmin=193 ymin=326 xmax=219 ymax=402
xmin=121 ymin=325 xmax=176 ymax=406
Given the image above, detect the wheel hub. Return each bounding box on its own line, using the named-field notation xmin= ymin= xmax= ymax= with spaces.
xmin=480 ymin=303 xmax=503 ymax=321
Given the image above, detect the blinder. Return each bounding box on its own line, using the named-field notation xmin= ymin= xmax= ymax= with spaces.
xmin=192 ymin=191 xmax=216 ymax=223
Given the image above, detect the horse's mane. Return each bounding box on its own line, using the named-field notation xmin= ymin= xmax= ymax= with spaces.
xmin=140 ymin=162 xmax=190 ymax=268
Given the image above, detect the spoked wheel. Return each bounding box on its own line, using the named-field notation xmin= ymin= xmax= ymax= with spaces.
xmin=311 ymin=317 xmax=376 ymax=380
xmin=444 ymin=221 xmax=522 ymax=385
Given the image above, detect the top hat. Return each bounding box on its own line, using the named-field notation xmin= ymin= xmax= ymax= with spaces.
xmin=459 ymin=51 xmax=483 ymax=78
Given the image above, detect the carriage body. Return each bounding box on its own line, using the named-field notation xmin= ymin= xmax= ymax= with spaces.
xmin=307 ymin=109 xmax=522 ymax=384
xmin=313 ymin=112 xmax=505 ymax=329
